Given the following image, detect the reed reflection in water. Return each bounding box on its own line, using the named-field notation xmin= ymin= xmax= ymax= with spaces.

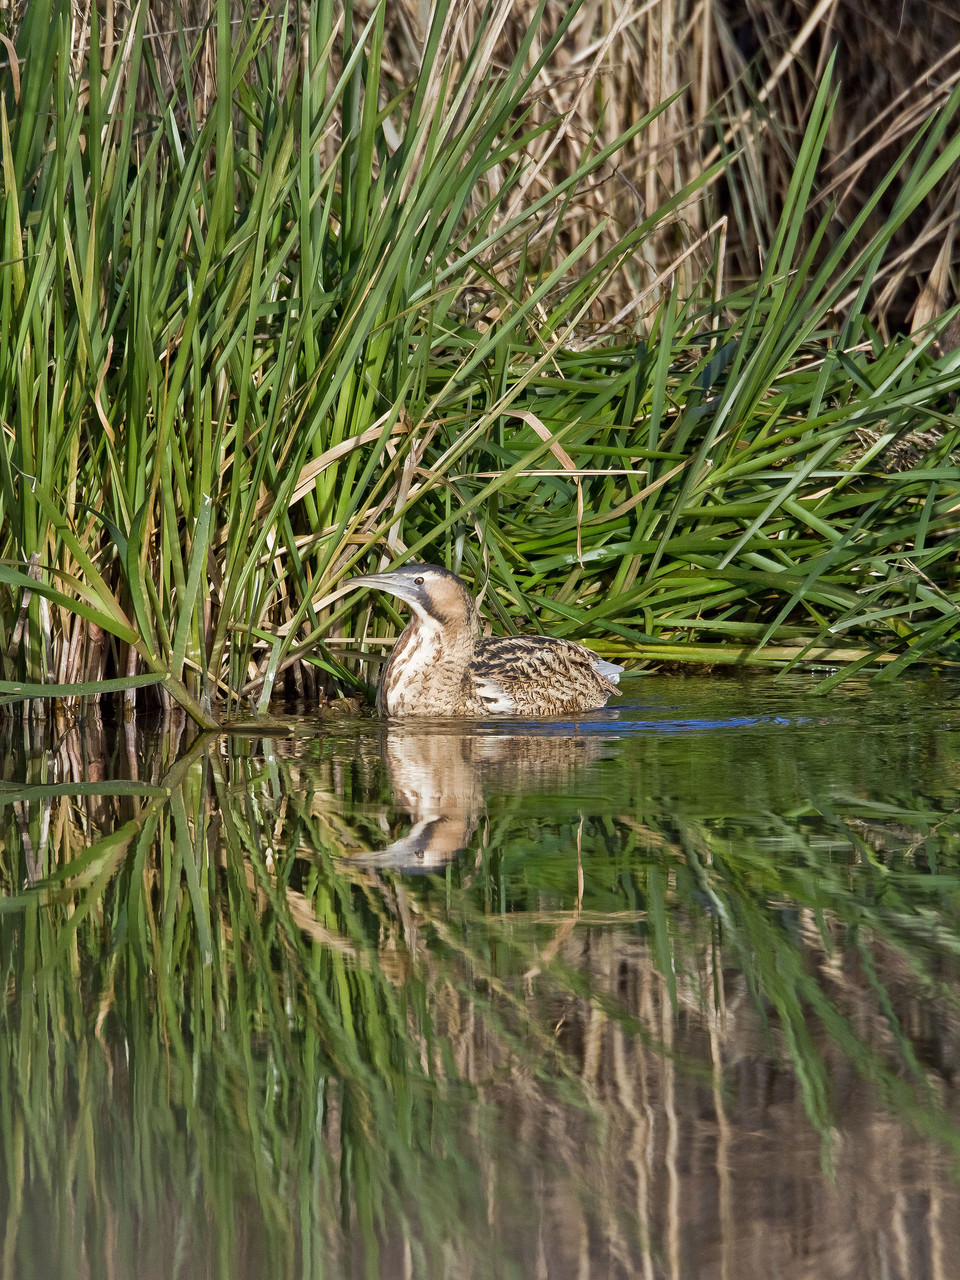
xmin=0 ymin=675 xmax=959 ymax=1278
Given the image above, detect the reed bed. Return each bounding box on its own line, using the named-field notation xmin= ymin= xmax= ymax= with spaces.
xmin=1 ymin=0 xmax=959 ymax=725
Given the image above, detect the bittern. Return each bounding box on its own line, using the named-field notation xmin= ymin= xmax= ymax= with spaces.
xmin=349 ymin=564 xmax=623 ymax=717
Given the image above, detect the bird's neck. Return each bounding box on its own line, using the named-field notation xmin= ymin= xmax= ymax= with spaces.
xmin=379 ymin=609 xmax=479 ymax=716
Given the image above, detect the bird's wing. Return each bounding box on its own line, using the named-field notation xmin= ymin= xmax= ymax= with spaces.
xmin=471 ymin=672 xmax=518 ymax=714
xmin=476 ymin=635 xmax=619 ymax=688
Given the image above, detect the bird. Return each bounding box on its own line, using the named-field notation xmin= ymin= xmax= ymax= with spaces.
xmin=347 ymin=563 xmax=623 ymax=717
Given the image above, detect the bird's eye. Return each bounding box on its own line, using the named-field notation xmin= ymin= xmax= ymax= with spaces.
xmin=414 ymin=576 xmax=424 ymax=585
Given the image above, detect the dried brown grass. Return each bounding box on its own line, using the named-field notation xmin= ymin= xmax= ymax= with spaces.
xmin=3 ymin=0 xmax=959 ymax=328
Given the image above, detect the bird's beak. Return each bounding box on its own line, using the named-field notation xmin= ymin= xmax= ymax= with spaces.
xmin=347 ymin=571 xmax=421 ymax=606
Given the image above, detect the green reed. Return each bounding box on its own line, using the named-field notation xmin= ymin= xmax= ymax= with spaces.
xmin=1 ymin=3 xmax=959 ymax=727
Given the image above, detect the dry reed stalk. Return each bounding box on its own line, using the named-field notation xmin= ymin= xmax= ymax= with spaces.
xmin=5 ymin=0 xmax=957 ymax=324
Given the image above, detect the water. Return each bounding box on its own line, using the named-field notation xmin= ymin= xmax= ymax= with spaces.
xmin=2 ymin=673 xmax=960 ymax=1279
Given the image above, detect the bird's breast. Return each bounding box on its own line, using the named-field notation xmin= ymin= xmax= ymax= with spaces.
xmin=379 ymin=619 xmax=473 ymax=716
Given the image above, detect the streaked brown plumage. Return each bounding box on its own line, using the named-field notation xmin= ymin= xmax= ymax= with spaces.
xmin=348 ymin=564 xmax=623 ymax=717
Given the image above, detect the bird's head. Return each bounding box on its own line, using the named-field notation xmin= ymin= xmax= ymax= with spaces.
xmin=348 ymin=563 xmax=479 ymax=631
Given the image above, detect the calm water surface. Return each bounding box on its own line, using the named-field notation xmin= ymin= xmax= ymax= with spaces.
xmin=2 ymin=673 xmax=960 ymax=1279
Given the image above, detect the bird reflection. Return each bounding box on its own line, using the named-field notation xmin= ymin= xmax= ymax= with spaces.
xmin=350 ymin=724 xmax=605 ymax=872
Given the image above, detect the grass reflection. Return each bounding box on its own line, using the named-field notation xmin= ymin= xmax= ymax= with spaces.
xmin=0 ymin=696 xmax=959 ymax=1277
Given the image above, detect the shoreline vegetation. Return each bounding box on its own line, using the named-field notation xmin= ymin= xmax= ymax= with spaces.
xmin=1 ymin=0 xmax=959 ymax=727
